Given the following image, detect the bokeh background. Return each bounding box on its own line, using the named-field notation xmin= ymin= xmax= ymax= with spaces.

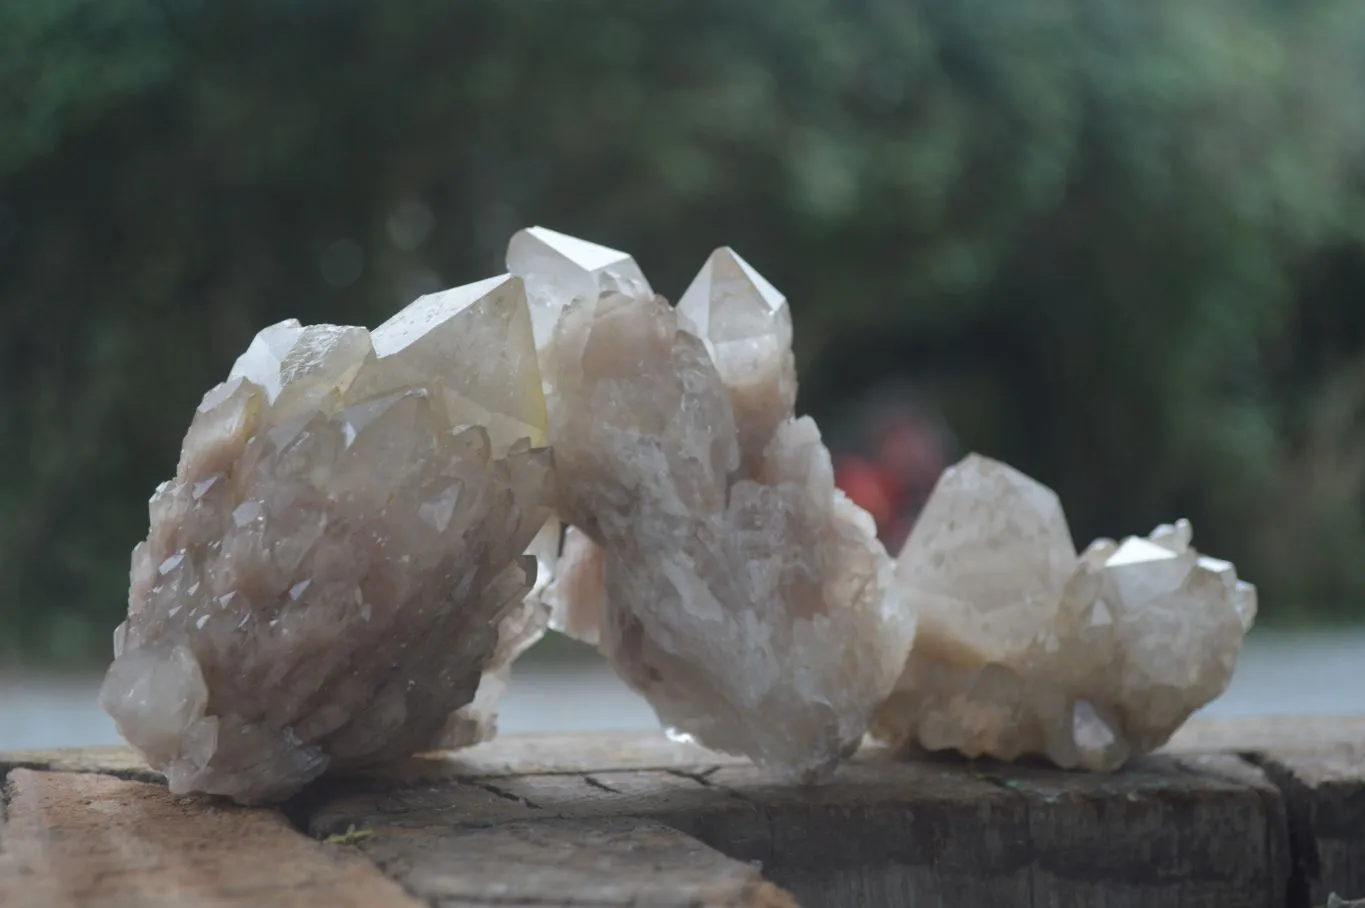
xmin=2 ymin=1 xmax=1363 ymax=703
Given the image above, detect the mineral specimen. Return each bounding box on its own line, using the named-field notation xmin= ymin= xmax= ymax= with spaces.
xmin=100 ymin=275 xmax=555 ymax=803
xmin=512 ymin=231 xmax=914 ymax=779
xmin=676 ymin=247 xmax=796 ymax=475
xmin=873 ymin=453 xmax=1257 ymax=770
xmin=507 ymin=226 xmax=653 ymax=366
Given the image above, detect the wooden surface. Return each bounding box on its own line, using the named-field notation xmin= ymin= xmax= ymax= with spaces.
xmin=2 ymin=715 xmax=1362 ymax=908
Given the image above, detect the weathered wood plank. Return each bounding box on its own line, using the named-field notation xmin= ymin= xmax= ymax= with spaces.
xmin=1253 ymin=742 xmax=1365 ymax=907
xmin=307 ymin=750 xmax=1289 ymax=907
xmin=351 ymin=816 xmax=796 ymax=907
xmin=0 ymin=746 xmax=161 ymax=783
xmin=310 ymin=761 xmax=1023 ymax=907
xmin=0 ymin=731 xmax=744 ymax=788
xmin=0 ymin=769 xmax=423 ymax=908
xmin=1165 ymin=715 xmax=1365 ymax=756
xmin=673 ymin=759 xmax=1032 ymax=908
xmin=3 ymin=715 xmax=1363 ymax=908
xmin=985 ymin=753 xmax=1289 ymax=908
xmin=402 ymin=729 xmax=747 ymax=780
xmin=687 ymin=754 xmax=1289 ymax=908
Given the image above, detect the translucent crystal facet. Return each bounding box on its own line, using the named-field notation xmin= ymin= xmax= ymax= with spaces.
xmin=506 ymin=226 xmax=653 ymax=352
xmin=101 ymin=276 xmax=554 ymax=804
xmin=873 ymin=453 xmax=1256 ymax=770
xmin=515 ymin=234 xmax=914 ymax=780
xmin=676 ymin=248 xmax=797 ymax=474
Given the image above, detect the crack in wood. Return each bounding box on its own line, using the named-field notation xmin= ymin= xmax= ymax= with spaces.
xmin=580 ymin=775 xmax=620 ymax=795
xmin=663 ymin=766 xmax=758 ymax=807
xmin=470 ymin=779 xmax=545 ymax=812
xmin=1244 ymin=751 xmax=1319 ymax=908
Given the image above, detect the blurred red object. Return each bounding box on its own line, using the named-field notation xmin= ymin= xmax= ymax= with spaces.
xmin=873 ymin=412 xmax=945 ymax=514
xmin=833 ymin=456 xmax=898 ymax=530
xmin=832 ymin=394 xmax=953 ymax=554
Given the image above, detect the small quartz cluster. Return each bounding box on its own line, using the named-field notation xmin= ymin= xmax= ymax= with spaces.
xmin=873 ymin=454 xmax=1257 ymax=770
xmin=512 ymin=228 xmax=914 ymax=780
xmin=100 ymin=276 xmax=554 ymax=803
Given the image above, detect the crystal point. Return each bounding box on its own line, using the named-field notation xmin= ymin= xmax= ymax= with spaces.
xmin=676 ymin=248 xmax=796 ymax=473
xmin=507 ymin=226 xmax=653 ymax=350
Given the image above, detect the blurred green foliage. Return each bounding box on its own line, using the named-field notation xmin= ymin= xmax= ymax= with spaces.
xmin=3 ymin=0 xmax=1365 ymax=665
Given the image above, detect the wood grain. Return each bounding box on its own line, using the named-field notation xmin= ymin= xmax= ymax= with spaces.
xmin=2 ymin=715 xmax=1362 ymax=907
xmin=0 ymin=769 xmax=421 ymax=908
xmin=352 ymin=817 xmax=796 ymax=907
xmin=305 ymin=748 xmax=1296 ymax=907
xmin=1253 ymin=741 xmax=1365 ymax=906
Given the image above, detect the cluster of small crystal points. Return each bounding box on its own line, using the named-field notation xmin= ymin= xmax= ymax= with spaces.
xmin=103 ymin=223 xmax=1259 ymax=803
xmin=511 ymin=228 xmax=914 ymax=780
xmin=873 ymin=454 xmax=1257 ymax=770
xmin=101 ymin=276 xmax=554 ymax=803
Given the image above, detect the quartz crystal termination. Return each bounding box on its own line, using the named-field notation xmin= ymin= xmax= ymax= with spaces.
xmin=510 ymin=229 xmax=914 ymax=780
xmin=676 ymin=247 xmax=797 ymax=475
xmin=504 ymin=226 xmax=656 ymax=617
xmin=100 ymin=275 xmax=554 ymax=804
xmin=874 ymin=453 xmax=1257 ymax=770
xmin=508 ymin=226 xmax=653 ymax=375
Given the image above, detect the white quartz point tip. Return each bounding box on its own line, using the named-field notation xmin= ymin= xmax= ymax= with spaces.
xmin=506 ymin=227 xmax=654 ymax=350
xmin=508 ymin=226 xmax=652 ymax=301
xmin=676 ymin=246 xmax=788 ymax=338
xmin=509 ymin=226 xmax=643 ymax=279
xmin=675 ymin=247 xmax=797 ymax=472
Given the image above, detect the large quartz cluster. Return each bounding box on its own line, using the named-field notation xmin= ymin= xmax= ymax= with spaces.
xmin=100 ymin=276 xmax=554 ymax=803
xmin=103 ymin=221 xmax=1258 ymax=801
xmin=512 ymin=228 xmax=914 ymax=780
xmin=874 ymin=454 xmax=1257 ymax=770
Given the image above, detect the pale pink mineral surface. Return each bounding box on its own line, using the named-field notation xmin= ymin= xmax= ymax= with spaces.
xmin=875 ymin=453 xmax=1257 ymax=770
xmin=512 ymin=228 xmax=915 ymax=780
xmin=101 ymin=275 xmax=554 ymax=803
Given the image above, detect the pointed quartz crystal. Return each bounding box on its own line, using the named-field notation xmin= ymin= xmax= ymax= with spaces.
xmin=504 ymin=227 xmax=658 ymax=620
xmin=676 ymin=248 xmax=797 ymax=474
xmin=101 ymin=275 xmax=554 ymax=804
xmin=507 ymin=226 xmax=653 ymax=351
xmin=874 ymin=454 xmax=1256 ymax=770
xmin=517 ymin=230 xmax=914 ymax=780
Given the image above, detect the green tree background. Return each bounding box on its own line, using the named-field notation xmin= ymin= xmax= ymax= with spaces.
xmin=3 ymin=0 xmax=1365 ymax=665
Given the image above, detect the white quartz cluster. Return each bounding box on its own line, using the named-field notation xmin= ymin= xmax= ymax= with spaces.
xmin=103 ymin=225 xmax=1259 ymax=803
xmin=101 ymin=276 xmax=554 ymax=803
xmin=873 ymin=454 xmax=1257 ymax=769
xmin=511 ymin=228 xmax=914 ymax=780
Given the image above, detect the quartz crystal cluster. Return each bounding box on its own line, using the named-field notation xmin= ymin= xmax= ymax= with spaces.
xmin=104 ymin=221 xmax=1258 ymax=801
xmin=100 ymin=275 xmax=554 ymax=803
xmin=874 ymin=454 xmax=1257 ymax=770
xmin=510 ymin=228 xmax=914 ymax=780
